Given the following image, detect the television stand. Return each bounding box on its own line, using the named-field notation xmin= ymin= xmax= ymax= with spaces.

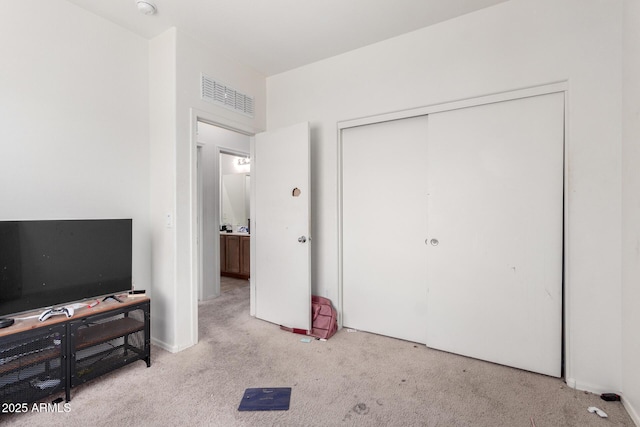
xmin=0 ymin=297 xmax=150 ymax=405
xmin=102 ymin=294 xmax=124 ymax=303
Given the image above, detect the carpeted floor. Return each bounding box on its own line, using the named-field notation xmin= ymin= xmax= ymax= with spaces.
xmin=220 ymin=276 xmax=250 ymax=293
xmin=2 ymin=284 xmax=635 ymax=426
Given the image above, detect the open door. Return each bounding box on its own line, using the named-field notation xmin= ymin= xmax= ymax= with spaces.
xmin=253 ymin=122 xmax=311 ymax=331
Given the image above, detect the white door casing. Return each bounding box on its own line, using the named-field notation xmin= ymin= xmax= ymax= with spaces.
xmin=253 ymin=122 xmax=311 ymax=330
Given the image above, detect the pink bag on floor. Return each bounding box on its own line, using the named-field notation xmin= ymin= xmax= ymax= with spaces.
xmin=309 ymin=295 xmax=338 ymax=339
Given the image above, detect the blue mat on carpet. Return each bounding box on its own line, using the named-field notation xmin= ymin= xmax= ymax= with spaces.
xmin=238 ymin=387 xmax=292 ymax=411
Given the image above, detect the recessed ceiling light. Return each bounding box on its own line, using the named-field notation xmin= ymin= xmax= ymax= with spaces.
xmin=136 ymin=1 xmax=157 ymax=15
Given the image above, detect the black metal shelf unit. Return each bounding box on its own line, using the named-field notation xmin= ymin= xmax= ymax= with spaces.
xmin=0 ymin=299 xmax=150 ymax=405
xmin=69 ymin=301 xmax=150 ymax=390
xmin=0 ymin=325 xmax=66 ymax=405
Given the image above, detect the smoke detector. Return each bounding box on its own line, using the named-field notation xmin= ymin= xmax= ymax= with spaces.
xmin=136 ymin=1 xmax=157 ymax=15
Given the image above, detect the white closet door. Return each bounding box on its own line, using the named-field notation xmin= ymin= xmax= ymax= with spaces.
xmin=342 ymin=116 xmax=429 ymax=343
xmin=425 ymin=93 xmax=564 ymax=377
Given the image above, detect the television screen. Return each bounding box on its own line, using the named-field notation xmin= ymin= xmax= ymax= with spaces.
xmin=0 ymin=219 xmax=132 ymax=317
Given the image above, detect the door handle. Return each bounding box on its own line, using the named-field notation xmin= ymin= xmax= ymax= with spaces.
xmin=298 ymin=236 xmax=307 ymax=243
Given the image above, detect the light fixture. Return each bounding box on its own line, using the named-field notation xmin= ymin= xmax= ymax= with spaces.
xmin=136 ymin=1 xmax=157 ymax=15
xmin=237 ymin=157 xmax=251 ymax=166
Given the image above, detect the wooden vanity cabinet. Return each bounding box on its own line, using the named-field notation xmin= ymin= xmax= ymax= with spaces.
xmin=240 ymin=236 xmax=250 ymax=278
xmin=220 ymin=234 xmax=250 ymax=280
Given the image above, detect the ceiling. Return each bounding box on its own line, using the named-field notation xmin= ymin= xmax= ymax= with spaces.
xmin=66 ymin=0 xmax=509 ymax=76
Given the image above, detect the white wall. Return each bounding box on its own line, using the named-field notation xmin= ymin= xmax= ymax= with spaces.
xmin=0 ymin=1 xmax=150 ymax=293
xmin=622 ymin=0 xmax=640 ymax=423
xmin=198 ymin=124 xmax=250 ymax=301
xmin=267 ymin=0 xmax=624 ymax=395
xmin=149 ymin=28 xmax=178 ymax=350
xmin=149 ymin=28 xmax=265 ymax=351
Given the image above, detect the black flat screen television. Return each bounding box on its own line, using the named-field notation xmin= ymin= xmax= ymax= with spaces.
xmin=0 ymin=219 xmax=132 ymax=317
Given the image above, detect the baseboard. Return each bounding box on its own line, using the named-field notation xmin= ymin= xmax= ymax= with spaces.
xmin=151 ymin=337 xmax=197 ymax=353
xmin=151 ymin=337 xmax=180 ymax=353
xmin=565 ymin=377 xmax=617 ymax=396
xmin=622 ymin=396 xmax=640 ymax=427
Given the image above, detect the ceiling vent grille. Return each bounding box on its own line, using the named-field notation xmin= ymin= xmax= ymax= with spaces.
xmin=201 ymin=75 xmax=254 ymax=118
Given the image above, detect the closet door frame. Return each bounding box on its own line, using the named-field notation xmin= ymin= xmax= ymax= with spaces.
xmin=337 ymin=81 xmax=569 ymax=371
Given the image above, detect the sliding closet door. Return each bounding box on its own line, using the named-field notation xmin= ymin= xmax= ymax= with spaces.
xmin=425 ymin=93 xmax=564 ymax=377
xmin=342 ymin=116 xmax=429 ymax=343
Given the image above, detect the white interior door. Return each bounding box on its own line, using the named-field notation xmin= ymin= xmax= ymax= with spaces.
xmin=253 ymin=122 xmax=311 ymax=330
xmin=425 ymin=93 xmax=564 ymax=377
xmin=342 ymin=116 xmax=429 ymax=343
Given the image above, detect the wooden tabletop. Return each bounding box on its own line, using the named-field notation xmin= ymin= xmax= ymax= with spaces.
xmin=0 ymin=295 xmax=149 ymax=338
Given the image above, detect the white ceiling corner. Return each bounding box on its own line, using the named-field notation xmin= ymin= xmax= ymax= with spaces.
xmin=65 ymin=0 xmax=509 ymax=76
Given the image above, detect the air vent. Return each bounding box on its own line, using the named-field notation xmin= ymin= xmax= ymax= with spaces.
xmin=201 ymin=75 xmax=254 ymax=118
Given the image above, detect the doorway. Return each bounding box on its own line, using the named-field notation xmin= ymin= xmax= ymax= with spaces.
xmin=196 ymin=120 xmax=251 ymax=302
xmin=192 ymin=117 xmax=311 ymax=337
xmin=219 ymin=151 xmax=251 ymax=294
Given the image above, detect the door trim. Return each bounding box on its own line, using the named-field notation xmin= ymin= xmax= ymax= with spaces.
xmin=337 ymin=81 xmax=569 ymax=374
xmin=338 ymin=81 xmax=568 ymax=130
xmin=197 ymin=144 xmax=204 ymax=302
xmin=190 ymin=108 xmax=258 ymax=343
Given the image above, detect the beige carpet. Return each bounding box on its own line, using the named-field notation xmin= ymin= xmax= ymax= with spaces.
xmin=221 ymin=275 xmax=250 ymax=293
xmin=3 ymin=284 xmax=634 ymax=426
